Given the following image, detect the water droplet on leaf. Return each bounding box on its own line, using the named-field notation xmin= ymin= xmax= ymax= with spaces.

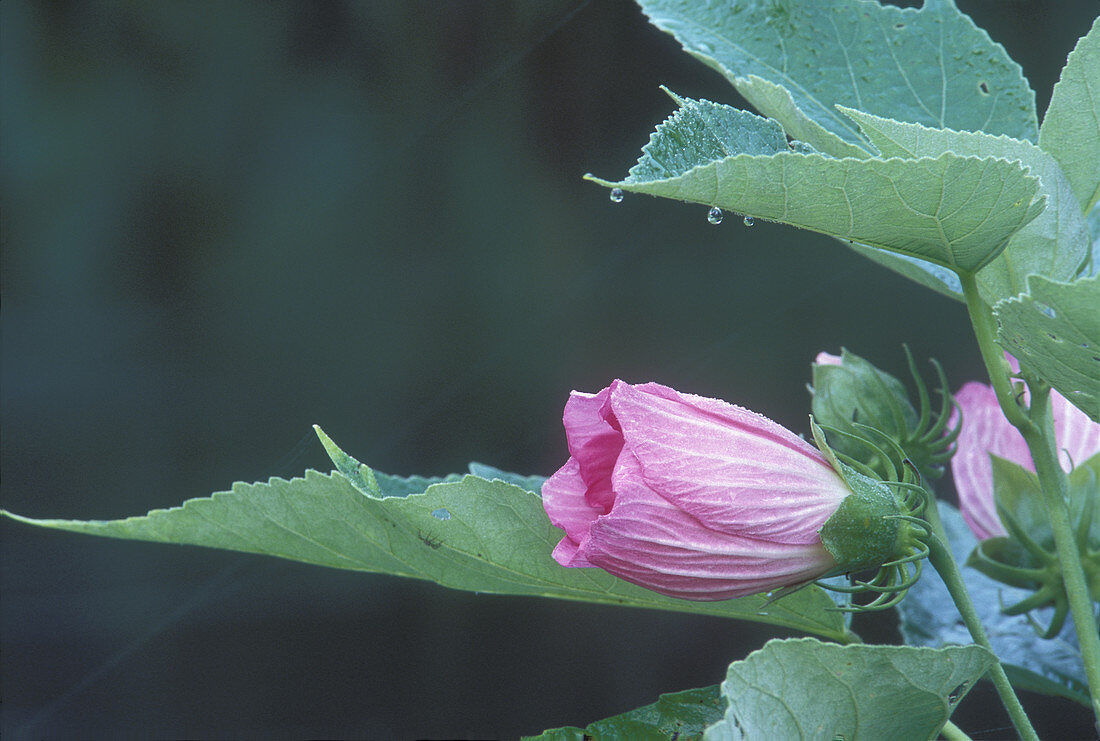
xmin=707 ymin=206 xmax=723 ymax=225
xmin=609 ymin=188 xmax=624 ymax=203
xmin=431 ymin=508 xmax=452 ymax=520
xmin=743 ymin=215 xmax=755 ymax=227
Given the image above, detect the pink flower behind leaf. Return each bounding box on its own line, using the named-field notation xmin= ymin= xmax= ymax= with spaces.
xmin=541 ymin=380 xmax=850 ymax=601
xmin=952 ymin=381 xmax=1100 ymax=540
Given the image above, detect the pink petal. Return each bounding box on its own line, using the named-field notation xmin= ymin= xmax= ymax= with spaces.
xmin=952 ymin=380 xmax=1100 ymax=541
xmin=606 ymin=380 xmax=848 ymax=543
xmin=582 ymin=450 xmax=835 ymax=600
xmin=952 ymin=382 xmax=1028 ymax=539
xmin=1051 ymin=390 xmax=1100 ymax=471
xmin=561 ymin=387 xmax=620 ymax=514
xmin=542 ymin=458 xmax=599 ymax=567
xmin=815 ymin=351 xmax=843 ymax=366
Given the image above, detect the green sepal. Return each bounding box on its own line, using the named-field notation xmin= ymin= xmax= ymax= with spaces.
xmin=813 ymin=350 xmax=915 ymax=431
xmin=819 ymin=464 xmax=905 ymax=573
xmin=1069 ymin=454 xmax=1100 ymax=601
xmin=810 ymin=349 xmax=958 ymax=481
xmin=991 ymin=455 xmax=1054 ymax=552
xmin=1069 ymin=453 xmax=1100 ymax=548
xmin=967 ymin=453 xmax=1100 ymax=629
xmin=812 ymin=349 xmax=917 ymax=464
xmin=966 ymin=538 xmax=1046 ymax=589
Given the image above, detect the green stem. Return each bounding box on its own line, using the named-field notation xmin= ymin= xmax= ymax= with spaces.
xmin=923 ymin=499 xmax=1039 ymax=741
xmin=1019 ymin=386 xmax=1100 ymax=730
xmin=939 ymin=719 xmax=971 ymax=741
xmin=959 ymin=273 xmax=1031 ymax=432
xmin=960 ymin=271 xmax=1100 ymax=732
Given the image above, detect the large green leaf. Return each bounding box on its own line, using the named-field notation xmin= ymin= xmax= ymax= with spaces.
xmin=1 ymin=434 xmax=852 ymax=641
xmin=703 ymin=638 xmax=993 ymax=741
xmin=589 ymin=96 xmax=1044 ymax=274
xmin=1039 ymin=17 xmax=1100 ymax=214
xmin=637 ymin=0 xmax=1038 ymax=158
xmin=842 ymin=108 xmax=1090 ymax=303
xmin=994 ymin=274 xmax=1100 ymax=422
xmin=526 ymin=685 xmax=724 ymax=741
xmin=1089 ymin=201 xmax=1100 ymax=277
xmin=899 ymin=504 xmax=1091 ymax=707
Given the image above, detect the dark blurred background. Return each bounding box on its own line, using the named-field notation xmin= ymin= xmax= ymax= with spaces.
xmin=2 ymin=1 xmax=1096 ymax=738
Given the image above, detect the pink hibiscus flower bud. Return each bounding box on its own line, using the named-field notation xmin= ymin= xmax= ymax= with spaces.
xmin=814 ymin=351 xmax=844 ymax=367
xmin=541 ymin=380 xmax=907 ymax=601
xmin=952 ymin=380 xmax=1100 ymax=540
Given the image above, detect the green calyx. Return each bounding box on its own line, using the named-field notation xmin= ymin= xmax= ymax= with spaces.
xmin=809 ymin=418 xmax=932 ymax=612
xmin=820 ymin=466 xmax=908 ymax=571
xmin=967 ymin=453 xmax=1100 ymax=637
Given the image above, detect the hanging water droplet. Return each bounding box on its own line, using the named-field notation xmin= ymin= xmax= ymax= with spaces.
xmin=743 ymin=215 xmax=755 ymax=227
xmin=707 ymin=206 xmax=723 ymax=225
xmin=609 ymin=187 xmax=624 ymax=203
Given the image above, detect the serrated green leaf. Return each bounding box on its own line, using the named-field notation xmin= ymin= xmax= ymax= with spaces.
xmin=525 ymin=685 xmax=724 ymax=741
xmin=637 ymin=0 xmax=1037 ymax=158
xmin=1 ymin=459 xmax=850 ymax=641
xmin=627 ymin=91 xmax=790 ymax=178
xmin=899 ymin=503 xmax=1091 ymax=707
xmin=703 ymin=637 xmax=993 ymax=741
xmin=1039 ymin=16 xmax=1100 ymax=214
xmin=994 ymin=274 xmax=1100 ymax=421
xmin=590 ymin=96 xmax=1045 ymax=274
xmin=466 ymin=462 xmax=546 ymax=494
xmin=841 ymin=108 xmax=1090 ymax=303
xmin=726 ymin=73 xmax=871 ymax=159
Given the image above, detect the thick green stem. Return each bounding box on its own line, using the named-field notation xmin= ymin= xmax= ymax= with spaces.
xmin=960 ymin=272 xmax=1100 ymax=732
xmin=959 ymin=273 xmax=1031 ymax=432
xmin=923 ymin=499 xmax=1039 ymax=741
xmin=939 ymin=719 xmax=971 ymax=741
xmin=1019 ymin=387 xmax=1100 ymax=730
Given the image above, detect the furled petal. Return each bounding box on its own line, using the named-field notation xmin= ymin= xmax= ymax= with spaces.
xmin=542 ymin=458 xmax=598 ymax=567
xmin=814 ymin=351 xmax=843 ymax=366
xmin=607 ymin=380 xmax=849 ymax=543
xmin=581 ymin=449 xmax=836 ymax=600
xmin=561 ymin=387 xmax=620 ymax=514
